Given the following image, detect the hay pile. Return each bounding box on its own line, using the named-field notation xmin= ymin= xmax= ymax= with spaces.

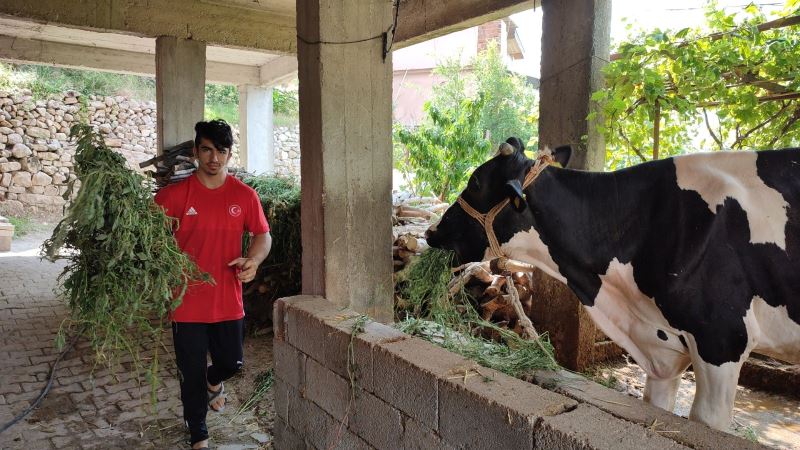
xmin=394 ymin=248 xmax=558 ymax=378
xmin=43 ymin=124 xmax=207 ymax=399
xmin=241 ymin=175 xmax=302 ymax=328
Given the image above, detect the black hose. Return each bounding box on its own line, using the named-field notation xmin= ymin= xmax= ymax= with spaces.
xmin=0 ymin=333 xmax=81 ymax=434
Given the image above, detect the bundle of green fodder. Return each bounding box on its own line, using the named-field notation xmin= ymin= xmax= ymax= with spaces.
xmin=241 ymin=175 xmax=301 ymax=328
xmin=43 ymin=124 xmax=206 ymax=400
xmin=394 ymin=248 xmax=559 ymax=379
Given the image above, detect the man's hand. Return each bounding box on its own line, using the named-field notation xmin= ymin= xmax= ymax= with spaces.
xmin=227 ymin=257 xmax=259 ymax=283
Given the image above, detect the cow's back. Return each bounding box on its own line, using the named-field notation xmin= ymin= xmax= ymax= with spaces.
xmin=633 ymin=149 xmax=800 ymax=365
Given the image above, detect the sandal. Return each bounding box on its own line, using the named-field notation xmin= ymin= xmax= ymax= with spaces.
xmin=207 ymin=382 xmax=226 ymax=412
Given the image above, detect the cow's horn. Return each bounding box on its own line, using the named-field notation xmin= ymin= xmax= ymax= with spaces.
xmin=499 ymin=142 xmax=515 ymax=155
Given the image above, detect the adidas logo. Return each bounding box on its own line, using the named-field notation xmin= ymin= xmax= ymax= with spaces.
xmin=186 ymin=207 xmax=198 ymax=216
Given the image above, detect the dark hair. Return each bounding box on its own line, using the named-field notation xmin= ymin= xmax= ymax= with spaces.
xmin=194 ymin=119 xmax=233 ymax=151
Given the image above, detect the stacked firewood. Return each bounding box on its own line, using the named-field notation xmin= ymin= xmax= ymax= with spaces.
xmin=138 ymin=140 xmax=195 ymax=188
xmin=392 ymin=197 xmax=449 ymax=272
xmin=473 ymin=271 xmax=535 ymax=338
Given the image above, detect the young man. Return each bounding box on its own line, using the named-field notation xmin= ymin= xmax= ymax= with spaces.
xmin=154 ymin=120 xmax=271 ymax=450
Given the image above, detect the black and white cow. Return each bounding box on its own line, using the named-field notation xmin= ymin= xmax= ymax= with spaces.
xmin=425 ymin=137 xmax=800 ymax=430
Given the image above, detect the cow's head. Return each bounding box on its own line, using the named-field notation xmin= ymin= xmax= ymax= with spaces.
xmin=425 ymin=137 xmax=572 ymax=265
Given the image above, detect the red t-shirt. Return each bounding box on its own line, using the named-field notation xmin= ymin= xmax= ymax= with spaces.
xmin=154 ymin=174 xmax=270 ymax=323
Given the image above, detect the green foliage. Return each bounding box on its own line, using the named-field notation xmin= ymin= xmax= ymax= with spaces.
xmin=595 ymin=2 xmax=800 ymax=170
xmin=42 ymin=124 xmax=207 ymax=403
xmin=6 ymin=216 xmax=36 ymax=239
xmin=0 ymin=63 xmax=156 ymax=100
xmin=394 ymin=96 xmax=492 ymax=202
xmin=242 ymin=175 xmax=301 ymax=303
xmin=394 ymin=248 xmax=559 ymax=378
xmin=273 ymin=87 xmax=299 ymax=116
xmin=396 ymin=43 xmax=538 ymax=200
xmin=472 ymin=43 xmax=539 ymax=147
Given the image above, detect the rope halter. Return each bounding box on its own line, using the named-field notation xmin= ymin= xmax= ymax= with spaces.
xmin=456 ymin=153 xmax=555 ymax=258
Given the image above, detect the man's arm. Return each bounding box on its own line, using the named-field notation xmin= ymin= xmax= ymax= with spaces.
xmin=228 ymin=232 xmax=272 ymax=283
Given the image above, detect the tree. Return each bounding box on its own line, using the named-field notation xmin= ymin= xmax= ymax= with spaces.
xmin=395 ymin=96 xmax=491 ymax=202
xmin=593 ymin=1 xmax=800 ymax=170
xmin=395 ymin=42 xmax=538 ymax=200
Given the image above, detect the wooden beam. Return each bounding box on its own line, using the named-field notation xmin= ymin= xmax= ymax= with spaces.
xmin=0 ymin=0 xmax=296 ymax=54
xmin=0 ymin=34 xmax=261 ymax=85
xmin=393 ymin=0 xmax=537 ymax=49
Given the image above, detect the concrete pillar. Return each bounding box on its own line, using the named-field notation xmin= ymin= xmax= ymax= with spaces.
xmin=238 ymin=85 xmax=275 ymax=174
xmin=534 ymin=0 xmax=616 ymax=371
xmin=156 ymin=37 xmax=206 ymax=153
xmin=539 ymin=0 xmax=610 ymax=171
xmin=297 ymin=0 xmax=394 ymax=322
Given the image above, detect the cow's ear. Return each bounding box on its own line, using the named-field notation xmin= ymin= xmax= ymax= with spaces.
xmin=551 ymin=145 xmax=572 ymax=168
xmin=505 ymin=179 xmax=527 ymax=212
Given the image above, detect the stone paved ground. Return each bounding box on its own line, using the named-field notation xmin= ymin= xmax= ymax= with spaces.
xmin=0 ymin=229 xmax=275 ymax=449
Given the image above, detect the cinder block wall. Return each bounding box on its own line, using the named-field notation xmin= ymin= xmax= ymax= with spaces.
xmin=273 ymin=296 xmax=762 ymax=449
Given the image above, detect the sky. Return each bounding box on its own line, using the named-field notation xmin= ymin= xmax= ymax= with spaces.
xmin=508 ymin=0 xmax=786 ymax=78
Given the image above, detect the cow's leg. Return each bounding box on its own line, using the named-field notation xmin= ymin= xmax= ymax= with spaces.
xmin=689 ymin=358 xmax=746 ymax=430
xmin=643 ymin=376 xmax=681 ymax=412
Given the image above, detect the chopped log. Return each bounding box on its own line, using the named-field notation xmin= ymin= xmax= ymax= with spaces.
xmin=484 ymin=276 xmax=506 ymax=297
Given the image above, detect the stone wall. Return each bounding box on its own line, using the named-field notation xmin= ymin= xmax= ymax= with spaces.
xmin=273 ymin=296 xmax=759 ymax=450
xmin=0 ymin=88 xmax=300 ymax=217
xmin=273 ymin=125 xmax=300 ymax=178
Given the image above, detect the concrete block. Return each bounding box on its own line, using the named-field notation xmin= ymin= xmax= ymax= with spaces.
xmin=438 ymin=366 xmax=577 ymax=450
xmin=273 ymin=339 xmax=306 ymax=390
xmin=273 ymin=377 xmax=290 ymax=421
xmin=283 ymin=296 xmax=342 ymax=364
xmin=274 ymin=416 xmax=308 ymax=450
xmin=372 ymin=337 xmax=473 ymax=431
xmin=532 ymin=370 xmax=761 ymax=449
xmin=324 ymin=317 xmax=406 ymax=393
xmin=349 ymin=389 xmax=403 ymax=449
xmin=534 ymin=403 xmax=688 ymax=450
xmin=402 ymin=416 xmax=453 ymax=450
xmin=287 ymin=387 xmax=371 ymax=450
xmin=304 ymin=356 xmax=351 ymax=420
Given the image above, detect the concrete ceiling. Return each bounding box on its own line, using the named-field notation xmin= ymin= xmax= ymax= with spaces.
xmin=0 ymin=15 xmax=296 ymax=86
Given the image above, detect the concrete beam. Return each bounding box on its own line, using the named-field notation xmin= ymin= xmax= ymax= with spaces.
xmin=0 ymin=35 xmax=260 ymax=85
xmin=298 ymin=0 xmax=394 ymax=322
xmin=238 ymin=84 xmax=275 ymax=174
xmin=394 ymin=0 xmax=538 ymax=49
xmin=156 ymin=37 xmax=206 ymax=154
xmin=0 ymin=0 xmax=296 ymax=54
xmin=259 ymin=56 xmax=298 ymax=86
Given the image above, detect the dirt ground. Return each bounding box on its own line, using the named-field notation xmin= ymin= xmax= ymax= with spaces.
xmin=590 ymin=358 xmax=800 ymax=449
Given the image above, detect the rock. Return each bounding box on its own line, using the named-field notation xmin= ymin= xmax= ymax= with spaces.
xmin=52 ymin=172 xmax=66 ymax=184
xmin=44 ymin=185 xmax=60 ymax=196
xmin=43 ymin=166 xmax=57 ymax=176
xmin=63 ymin=97 xmax=79 ymax=105
xmin=63 ymin=113 xmax=74 ymax=121
xmin=7 ymin=133 xmax=22 ymax=144
xmin=26 ymin=126 xmax=51 ymax=139
xmin=32 ymin=172 xmax=52 ymax=186
xmin=250 ymin=433 xmax=271 ymax=444
xmin=0 ymin=199 xmax=23 ymax=216
xmin=99 ymin=123 xmax=113 ymax=134
xmin=0 ymin=126 xmax=11 ymax=135
xmin=11 ymin=171 xmax=32 ymax=188
xmin=30 ymin=185 xmax=45 ymax=194
xmin=0 ymin=173 xmax=10 ymax=187
xmin=104 ymin=138 xmax=123 ymax=147
xmin=20 ymin=156 xmax=42 ymax=173
xmin=0 ymin=162 xmax=22 ymax=172
xmin=11 ymin=144 xmax=32 ymax=158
